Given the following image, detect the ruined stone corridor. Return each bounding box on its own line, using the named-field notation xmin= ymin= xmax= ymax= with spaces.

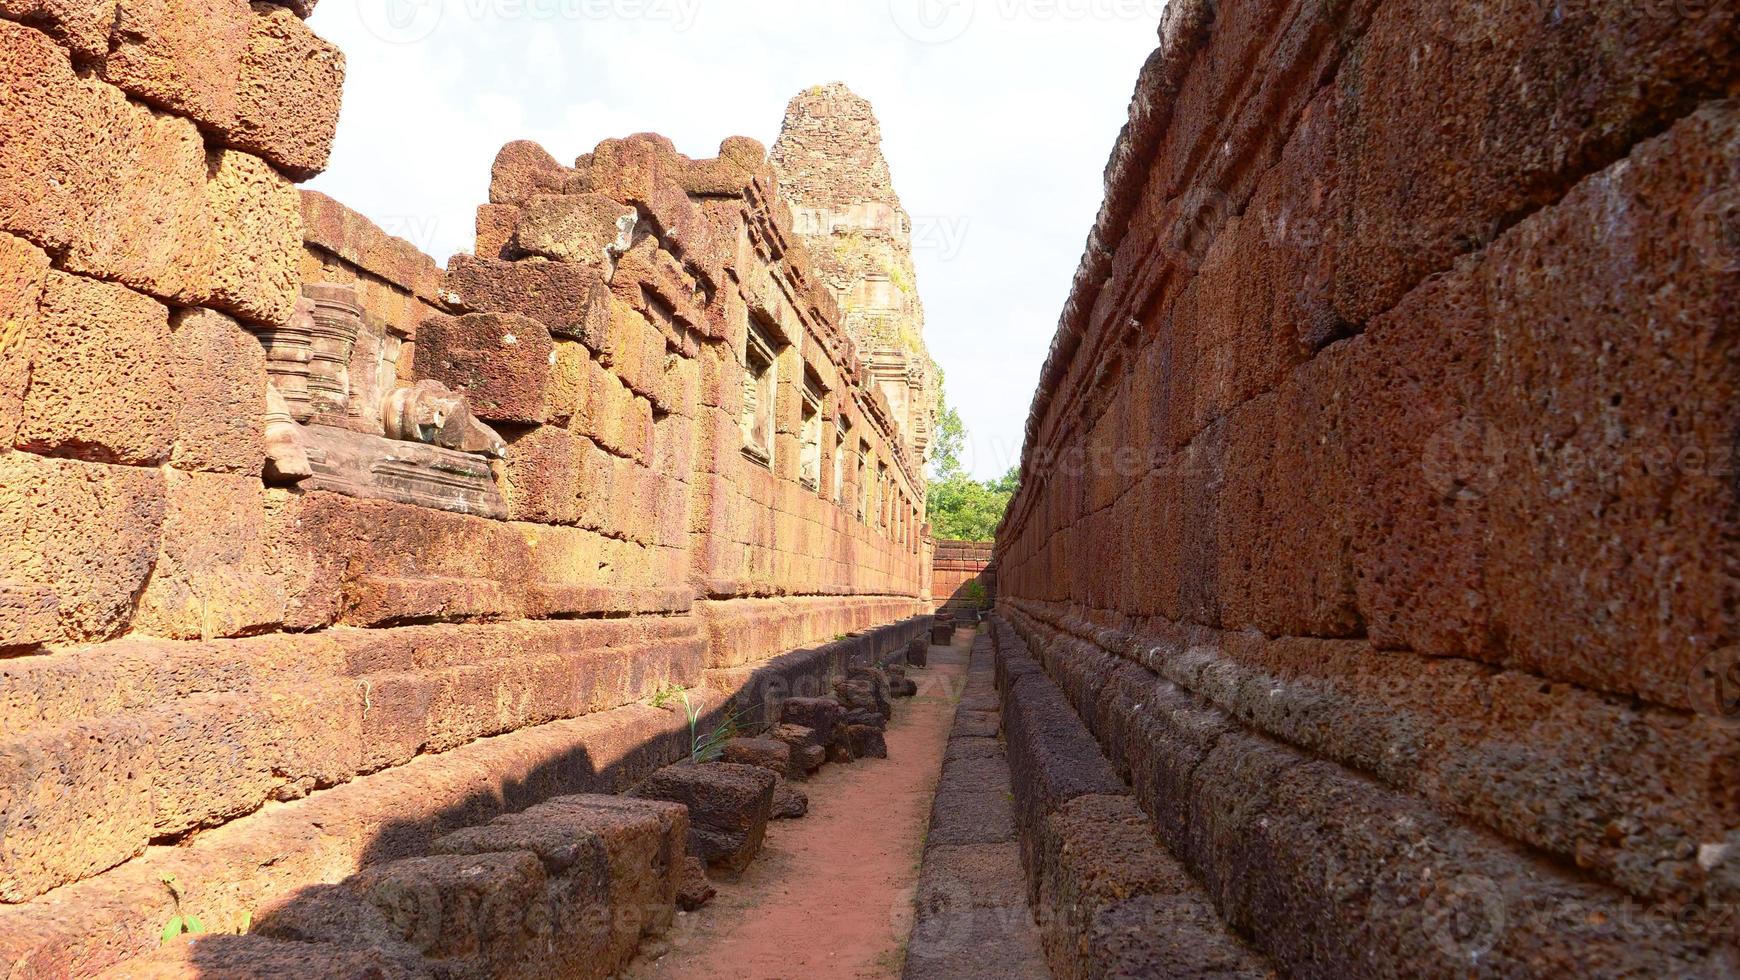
xmin=1 ymin=0 xmax=1737 ymax=977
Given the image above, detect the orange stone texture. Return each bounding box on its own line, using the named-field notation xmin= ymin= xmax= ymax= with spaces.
xmin=993 ymin=0 xmax=1740 ymax=975
xmin=0 ymin=5 xmax=935 ymax=974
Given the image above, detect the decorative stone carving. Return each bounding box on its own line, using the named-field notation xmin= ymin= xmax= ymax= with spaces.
xmin=302 ymin=283 xmax=361 ymax=418
xmin=252 ymin=282 xmax=509 ymax=519
xmin=382 ymin=381 xmax=507 ymax=458
xmin=255 ymin=298 xmax=317 ymax=421
xmin=263 ymin=381 xmax=313 ymax=481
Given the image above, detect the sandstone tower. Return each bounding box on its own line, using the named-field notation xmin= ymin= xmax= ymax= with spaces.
xmin=772 ymin=83 xmax=940 ymax=478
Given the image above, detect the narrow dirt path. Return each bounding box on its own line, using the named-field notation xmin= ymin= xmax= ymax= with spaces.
xmin=626 ymin=634 xmax=970 ymax=980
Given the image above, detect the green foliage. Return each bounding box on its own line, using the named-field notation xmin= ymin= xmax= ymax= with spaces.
xmin=679 ymin=692 xmax=757 ymax=764
xmin=929 ymin=466 xmax=1018 ymax=542
xmin=158 ymin=875 xmax=207 ymax=944
xmin=926 ymin=380 xmax=1016 ymax=542
xmin=931 ymin=404 xmax=967 ymax=483
xmin=649 ymin=684 xmax=687 ymax=709
xmin=963 ymin=580 xmax=990 ymax=608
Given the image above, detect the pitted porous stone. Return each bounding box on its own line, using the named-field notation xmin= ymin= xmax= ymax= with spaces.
xmin=721 ymin=736 xmax=791 ymax=777
xmin=780 ymin=697 xmax=845 ymax=746
xmin=771 ymin=778 xmax=809 ymax=819
xmin=631 ymin=763 xmax=776 ymax=874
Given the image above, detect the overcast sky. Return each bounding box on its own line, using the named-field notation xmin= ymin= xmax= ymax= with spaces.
xmin=306 ymin=0 xmax=1163 ymax=480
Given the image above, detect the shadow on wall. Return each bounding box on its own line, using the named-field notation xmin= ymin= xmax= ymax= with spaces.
xmin=166 ymin=622 xmax=925 ymax=979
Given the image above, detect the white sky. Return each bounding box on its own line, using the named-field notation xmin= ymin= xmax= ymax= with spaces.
xmin=306 ymin=0 xmax=1163 ymax=480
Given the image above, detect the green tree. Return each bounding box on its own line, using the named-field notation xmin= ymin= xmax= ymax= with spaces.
xmin=925 ymin=379 xmax=1017 ymax=541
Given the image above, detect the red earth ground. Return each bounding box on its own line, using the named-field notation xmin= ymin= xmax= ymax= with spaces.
xmin=625 ymin=635 xmax=971 ymax=979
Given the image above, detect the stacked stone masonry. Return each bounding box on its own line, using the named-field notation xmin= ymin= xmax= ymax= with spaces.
xmin=997 ymin=0 xmax=1739 ymax=976
xmin=932 ymin=538 xmax=996 ymax=616
xmin=0 ymin=6 xmax=933 ymax=974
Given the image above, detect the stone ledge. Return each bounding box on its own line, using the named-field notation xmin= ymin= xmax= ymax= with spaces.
xmin=1003 ymin=595 xmax=1740 ymax=906
xmin=992 ymin=613 xmax=1732 ymax=976
xmin=0 ymin=607 xmax=920 ymax=977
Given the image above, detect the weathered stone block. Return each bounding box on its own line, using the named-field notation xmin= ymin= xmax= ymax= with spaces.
xmin=0 ymin=0 xmax=118 ymax=62
xmin=474 ymin=203 xmax=519 ymax=260
xmin=349 ymin=852 xmax=548 ymax=973
xmin=0 ymin=717 xmax=153 ymax=903
xmin=677 ymin=855 xmax=714 ymax=911
xmin=202 ymin=147 xmax=303 ymax=326
xmin=19 ymin=271 xmax=173 ymax=465
xmin=0 ymin=231 xmax=49 ymax=447
xmin=135 ymin=471 xmax=285 ymax=640
xmin=100 ymin=0 xmax=344 ymax=179
xmin=631 ymin=762 xmax=775 ymax=874
xmin=432 ymin=794 xmax=687 ymax=976
xmin=413 ymin=312 xmax=554 ymax=425
xmin=499 ymin=424 xmax=585 ymax=527
xmin=514 ymin=193 xmax=637 ymax=268
xmin=842 ymin=724 xmax=888 ymax=760
xmin=490 ymin=139 xmax=583 ymax=206
xmin=1336 ymin=0 xmax=1738 ymax=324
xmin=0 ymin=22 xmax=212 ymax=305
xmin=94 ymin=935 xmax=431 ymax=980
xmin=778 ymin=696 xmax=844 ymax=746
xmin=771 ymin=779 xmax=808 ymax=819
xmin=720 ymin=737 xmax=790 ymax=777
xmin=168 ymin=307 xmax=266 ymax=474
xmin=1477 ymin=103 xmax=1740 ymax=707
xmin=0 ymin=451 xmax=166 ymax=643
xmin=442 ymin=254 xmax=611 ymax=346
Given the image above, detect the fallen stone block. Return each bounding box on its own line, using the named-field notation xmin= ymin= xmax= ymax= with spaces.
xmin=906 ymin=635 xmax=929 ymax=667
xmin=779 ymin=697 xmax=844 ymax=747
xmin=843 ymin=708 xmax=886 ymax=732
xmin=631 ymin=762 xmax=775 ymax=874
xmin=847 ymin=665 xmax=894 ymax=719
xmin=677 ymin=855 xmax=714 ymax=911
xmin=721 ymin=736 xmax=790 ymax=777
xmin=772 ymin=779 xmax=809 ymax=819
xmin=347 ymin=851 xmax=550 ymax=978
xmin=842 ymin=724 xmax=888 ymax=760
xmin=836 ymin=677 xmax=889 ymax=723
xmin=430 ymin=793 xmax=687 ymax=976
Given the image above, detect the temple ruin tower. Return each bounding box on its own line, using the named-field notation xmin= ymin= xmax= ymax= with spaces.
xmin=772 ymin=83 xmax=940 ymax=478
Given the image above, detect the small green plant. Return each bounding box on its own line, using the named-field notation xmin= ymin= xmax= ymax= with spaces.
xmin=678 ymin=692 xmax=758 ymax=764
xmin=649 ymin=684 xmax=688 ymax=709
xmin=833 ymin=633 xmax=849 ymax=642
xmin=158 ymin=875 xmax=206 ymax=944
xmin=963 ymin=580 xmax=990 ymax=609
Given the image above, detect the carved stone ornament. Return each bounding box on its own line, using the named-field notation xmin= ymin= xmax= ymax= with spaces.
xmin=252 ymin=283 xmax=509 ymax=519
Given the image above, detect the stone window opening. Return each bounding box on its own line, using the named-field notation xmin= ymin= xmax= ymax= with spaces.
xmin=833 ymin=416 xmax=850 ymax=504
xmin=800 ymin=374 xmax=824 ymax=491
xmin=858 ymin=440 xmax=872 ymax=523
xmin=741 ymin=321 xmax=778 ymax=467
